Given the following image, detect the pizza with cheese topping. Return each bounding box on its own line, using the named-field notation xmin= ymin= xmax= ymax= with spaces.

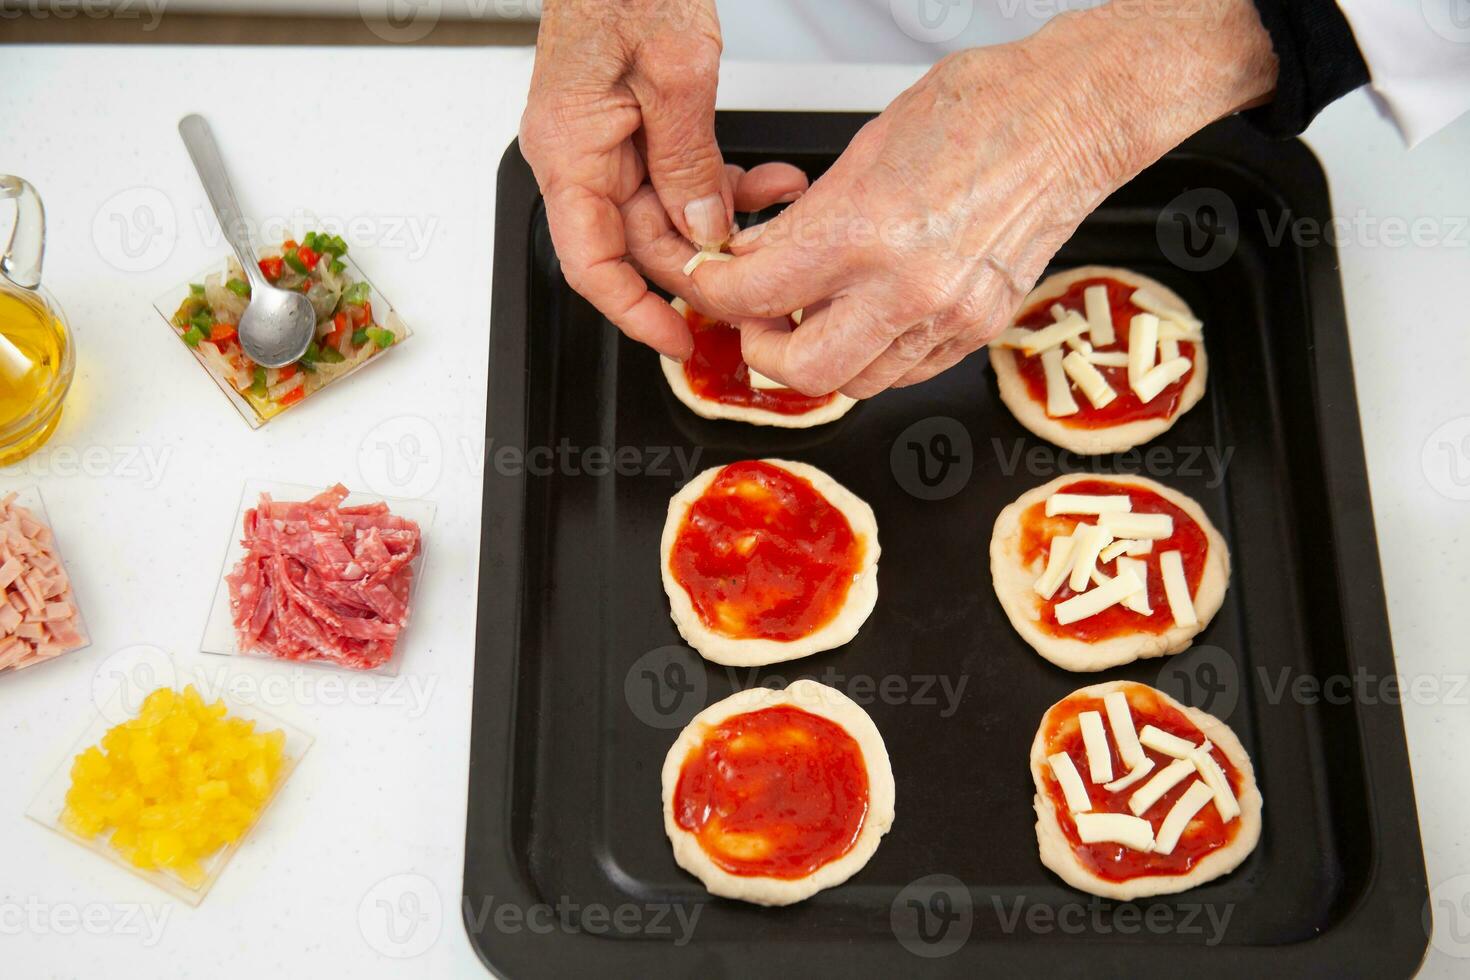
xmin=990 ymin=266 xmax=1207 ymax=455
xmin=661 ymin=298 xmax=857 ymax=428
xmin=662 ymin=679 xmax=895 ymax=906
xmin=990 ymin=475 xmax=1229 ymax=671
xmin=1031 ymin=680 xmax=1261 ymax=899
xmin=661 ymin=459 xmax=879 ymax=666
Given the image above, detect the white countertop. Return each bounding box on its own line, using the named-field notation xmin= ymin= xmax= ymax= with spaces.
xmin=0 ymin=45 xmax=1466 ymax=979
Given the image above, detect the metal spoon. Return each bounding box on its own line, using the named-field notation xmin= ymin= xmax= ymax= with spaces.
xmin=177 ymin=114 xmax=314 ymax=368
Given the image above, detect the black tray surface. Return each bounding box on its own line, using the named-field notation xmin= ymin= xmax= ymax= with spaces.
xmin=467 ymin=112 xmax=1428 ymax=978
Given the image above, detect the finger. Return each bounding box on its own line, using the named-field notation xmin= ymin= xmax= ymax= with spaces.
xmin=732 ymin=162 xmax=808 ymax=212
xmin=838 ymin=319 xmax=945 ymax=399
xmin=629 ymin=34 xmax=731 ymax=247
xmin=545 ymin=183 xmax=692 ymax=360
xmin=894 ymin=339 xmax=974 ymax=389
xmin=738 ymin=293 xmax=898 ymax=397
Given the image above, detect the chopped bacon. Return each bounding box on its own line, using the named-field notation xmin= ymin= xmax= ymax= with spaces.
xmin=224 ymin=484 xmax=421 ymax=670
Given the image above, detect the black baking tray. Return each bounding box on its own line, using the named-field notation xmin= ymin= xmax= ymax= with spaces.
xmin=467 ymin=113 xmax=1428 ymax=978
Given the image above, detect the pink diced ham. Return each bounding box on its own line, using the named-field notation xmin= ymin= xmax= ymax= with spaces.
xmin=0 ymin=495 xmax=87 ymax=676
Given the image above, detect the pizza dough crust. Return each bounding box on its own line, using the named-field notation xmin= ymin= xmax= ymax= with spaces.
xmin=1030 ymin=680 xmax=1262 ymax=900
xmin=662 ymin=298 xmax=857 ymax=428
xmin=990 ymin=474 xmax=1229 ymax=672
xmin=662 ymin=679 xmax=896 ymax=906
xmin=989 ymin=266 xmax=1208 ymax=455
xmin=662 ymin=459 xmax=880 ymax=667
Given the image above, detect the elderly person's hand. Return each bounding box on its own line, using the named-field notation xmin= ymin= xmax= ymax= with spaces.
xmin=690 ymin=0 xmax=1279 ymax=397
xmin=521 ymin=0 xmax=754 ymax=360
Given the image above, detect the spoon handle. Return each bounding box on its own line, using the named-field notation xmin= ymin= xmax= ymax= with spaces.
xmin=178 ymin=114 xmax=269 ymax=291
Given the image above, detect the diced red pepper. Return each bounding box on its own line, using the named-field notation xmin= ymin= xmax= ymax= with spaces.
xmin=278 ymin=365 xmax=298 ymax=381
xmin=325 ymin=312 xmax=348 ymax=347
xmin=259 ymin=256 xmax=284 ymax=282
xmin=347 ymin=301 xmax=374 ymax=327
xmin=278 ymin=387 xmax=305 ymax=407
xmin=296 ymin=246 xmax=320 ymax=271
xmin=283 ymin=239 xmax=298 ymax=250
xmin=210 ymin=323 xmax=238 ymax=343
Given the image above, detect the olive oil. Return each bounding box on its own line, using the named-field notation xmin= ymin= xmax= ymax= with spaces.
xmin=0 ymin=285 xmax=69 ymax=464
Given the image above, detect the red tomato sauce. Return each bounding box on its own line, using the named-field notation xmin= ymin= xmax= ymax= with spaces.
xmin=1012 ymin=277 xmax=1195 ymax=428
xmin=680 ymin=306 xmax=835 ymax=416
xmin=669 ymin=461 xmax=864 ymax=641
xmin=1039 ymin=686 xmax=1244 ymax=881
xmin=674 ymin=704 xmax=869 ymax=879
xmin=1020 ymin=479 xmax=1208 ymax=641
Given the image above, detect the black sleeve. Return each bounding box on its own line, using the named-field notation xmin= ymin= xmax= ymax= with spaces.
xmin=1245 ymin=0 xmax=1370 ymax=137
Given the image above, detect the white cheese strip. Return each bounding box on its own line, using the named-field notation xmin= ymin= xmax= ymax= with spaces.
xmin=1134 ymin=357 xmax=1192 ymax=404
xmin=1153 ymin=779 xmax=1215 ymax=855
xmin=1104 ymin=691 xmax=1146 ymax=769
xmin=1055 ymin=568 xmax=1142 ymax=625
xmin=1050 ymin=303 xmax=1071 ymax=321
xmin=1046 ymin=493 xmax=1132 ymax=517
xmin=1116 ymin=557 xmax=1153 ymax=615
xmin=1073 ymin=812 xmax=1154 ymax=852
xmin=1103 ymin=758 xmax=1155 ymax=793
xmin=1099 ymin=538 xmax=1154 ymax=563
xmin=1084 ymin=284 xmax=1115 ymax=346
xmin=791 ymin=308 xmax=804 ymax=325
xmin=1085 ymin=350 xmax=1129 ymax=367
xmin=1127 ymin=313 xmax=1158 ymax=387
xmin=1041 ymin=347 xmax=1079 ymax=418
xmin=1066 ymin=334 xmax=1093 ymax=353
xmin=1062 ymin=350 xmax=1117 ymax=409
xmin=1128 ymin=757 xmax=1196 ymax=816
xmin=1098 ymin=512 xmax=1174 ymax=540
xmin=1131 ymin=288 xmax=1202 ymax=332
xmin=1066 ymin=523 xmax=1113 ymax=592
xmin=1047 ymin=752 xmax=1093 ymax=813
xmin=1079 ymin=710 xmax=1114 ymax=784
xmin=1018 ymin=313 xmax=1088 ymax=355
xmin=1159 ymin=550 xmax=1198 ymax=627
xmin=682 ymin=249 xmax=733 ymax=276
xmin=1034 ymin=534 xmax=1075 ymax=600
xmin=1158 ymin=319 xmax=1203 ymax=342
xmin=746 ymin=369 xmax=785 ymax=390
xmin=992 ymin=327 xmax=1032 ymax=349
xmin=1139 ymin=724 xmax=1199 ymax=759
xmin=1190 ymin=743 xmax=1241 ymax=822
xmin=1159 ymin=337 xmax=1180 ymax=361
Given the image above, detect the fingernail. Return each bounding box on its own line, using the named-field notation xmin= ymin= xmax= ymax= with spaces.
xmin=684 ymin=194 xmax=728 ymax=248
xmin=776 ymin=191 xmax=803 ymax=204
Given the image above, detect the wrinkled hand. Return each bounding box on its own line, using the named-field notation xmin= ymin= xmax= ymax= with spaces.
xmin=691 ymin=3 xmax=1277 ymax=397
xmin=520 ymin=0 xmax=740 ymax=359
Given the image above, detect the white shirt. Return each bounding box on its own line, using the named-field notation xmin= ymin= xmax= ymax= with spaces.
xmin=717 ymin=0 xmax=1470 ymax=145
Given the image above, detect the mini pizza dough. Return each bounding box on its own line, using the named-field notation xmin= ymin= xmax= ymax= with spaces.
xmin=990 ymin=474 xmax=1229 ymax=671
xmin=662 ymin=459 xmax=880 ymax=666
xmin=661 ymin=298 xmax=857 ymax=428
xmin=990 ymin=266 xmax=1207 ymax=455
xmin=1030 ymin=680 xmax=1262 ymax=900
xmin=662 ymin=679 xmax=896 ymax=905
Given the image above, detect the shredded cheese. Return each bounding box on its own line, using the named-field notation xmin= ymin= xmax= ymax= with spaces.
xmin=1159 ymin=550 xmax=1197 ymax=627
xmin=1084 ymin=284 xmax=1115 ymax=346
xmin=1127 ymin=313 xmax=1159 ymax=388
xmin=1190 ymin=743 xmax=1241 ymax=822
xmin=1115 ymin=557 xmax=1152 ymax=615
xmin=1131 ymin=288 xmax=1202 ymax=332
xmin=1055 ymin=567 xmax=1141 ymax=625
xmin=1153 ymin=780 xmax=1215 ymax=855
xmin=1048 ymin=751 xmax=1093 ymax=813
xmin=1134 ymin=357 xmax=1192 ymax=404
xmin=1066 ymin=524 xmax=1113 ymax=593
xmin=1098 ymin=512 xmax=1174 ymax=540
xmin=1046 ymin=494 xmax=1132 ymax=517
xmin=1128 ymin=757 xmax=1195 ymax=816
xmin=1034 ymin=534 xmax=1075 ymax=600
xmin=1079 ymin=710 xmax=1114 ymax=784
xmin=1074 ymin=812 xmax=1154 ymax=851
xmin=682 ymin=249 xmax=733 ymax=277
xmin=1104 ymin=691 xmax=1146 ymax=769
xmin=1041 ymin=347 xmax=1079 ymax=417
xmin=1139 ymin=725 xmax=1198 ymax=759
xmin=1062 ymin=350 xmax=1117 ymax=408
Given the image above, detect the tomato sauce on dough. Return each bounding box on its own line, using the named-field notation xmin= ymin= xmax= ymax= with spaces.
xmin=1020 ymin=479 xmax=1208 ymax=641
xmin=680 ymin=306 xmax=835 ymax=416
xmin=674 ymin=704 xmax=869 ymax=879
xmin=1013 ymin=277 xmax=1196 ymax=427
xmin=670 ymin=461 xmax=864 ymax=641
xmin=1039 ymin=686 xmax=1244 ymax=881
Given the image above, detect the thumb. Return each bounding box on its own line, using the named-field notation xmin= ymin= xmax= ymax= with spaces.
xmin=630 ymin=36 xmax=731 ymax=248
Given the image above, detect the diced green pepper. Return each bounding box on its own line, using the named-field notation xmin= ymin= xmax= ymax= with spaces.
xmin=329 ymin=259 xmax=346 ymax=275
xmin=283 ymin=250 xmax=309 ymax=274
xmin=226 ymin=278 xmax=251 ymax=298
xmin=302 ymin=231 xmax=320 ymax=250
xmin=317 ymin=346 xmax=345 ymax=364
xmin=189 ymin=283 xmax=206 ymax=297
xmin=321 ymin=234 xmax=348 ymax=258
xmin=182 ymin=326 xmax=205 ymax=348
xmin=189 ymin=310 xmax=213 ymax=333
xmin=342 ymin=282 xmax=371 ymax=305
xmin=250 ymin=366 xmax=268 ymax=399
xmin=365 ymin=327 xmax=395 ymax=349
xmin=351 ymin=329 xmax=370 ymax=346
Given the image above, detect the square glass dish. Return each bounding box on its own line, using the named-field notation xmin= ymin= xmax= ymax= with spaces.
xmin=201 ymin=479 xmax=434 ymax=677
xmin=26 ymin=689 xmax=311 ymax=906
xmin=153 ymin=243 xmax=412 ymax=429
xmin=0 ymin=484 xmax=91 ymax=674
